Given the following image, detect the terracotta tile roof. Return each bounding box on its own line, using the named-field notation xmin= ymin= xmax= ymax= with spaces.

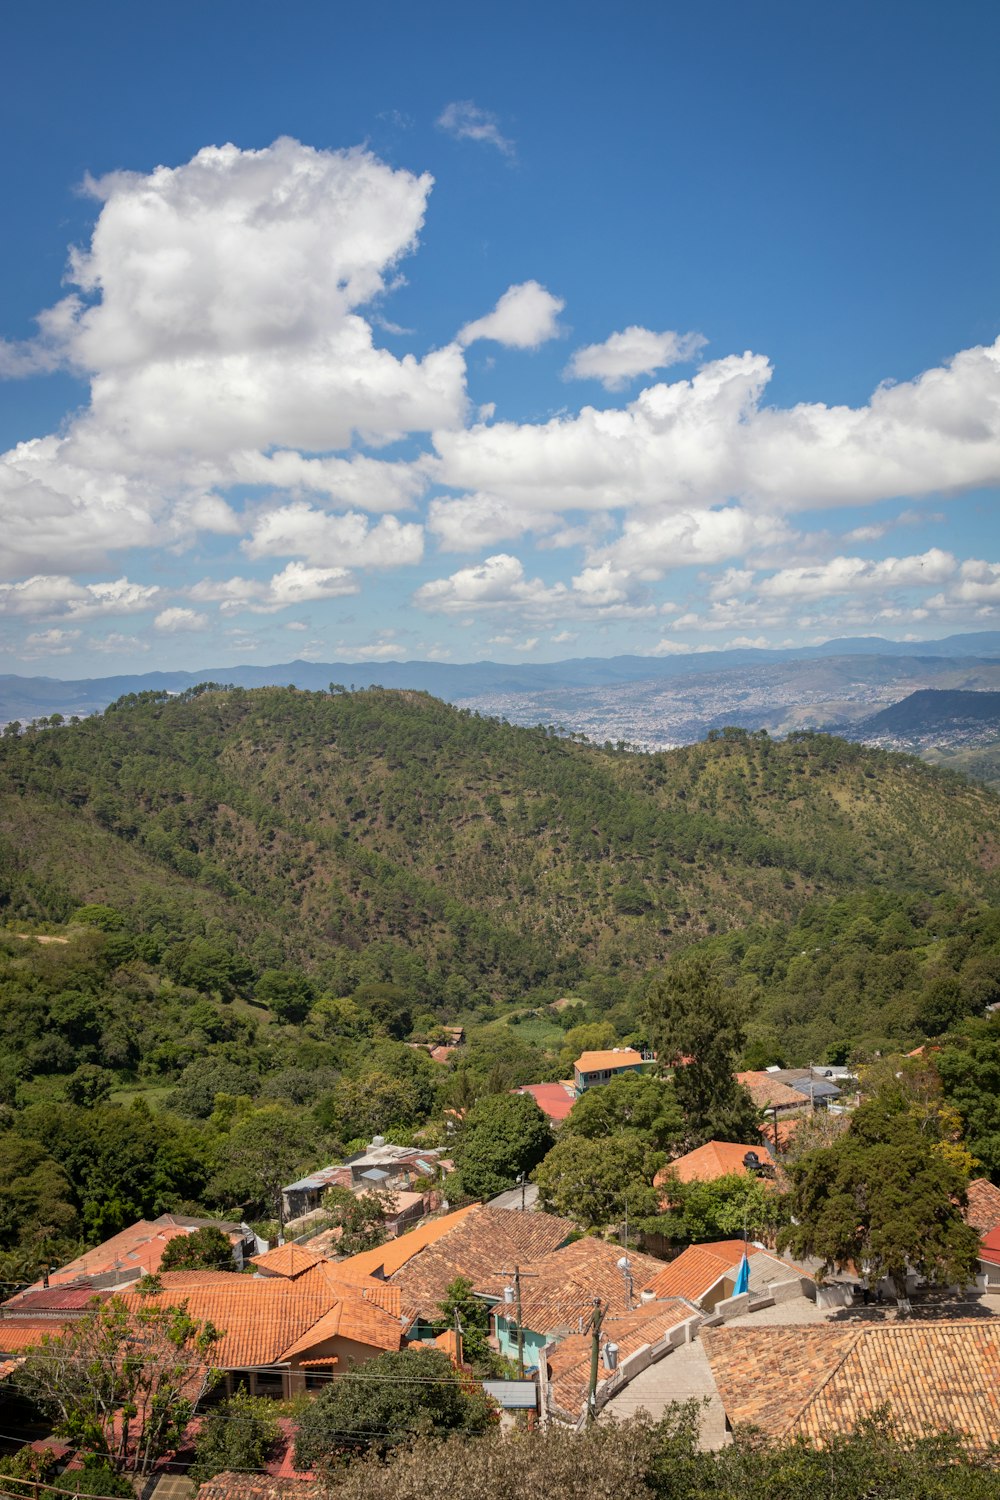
xmin=704 ymin=1322 xmax=1000 ymax=1449
xmin=0 ymin=1319 xmax=76 ymax=1353
xmin=305 ymin=1274 xmax=404 ymax=1352
xmin=574 ymin=1049 xmax=644 ymax=1072
xmin=736 ymin=1072 xmax=807 ymax=1110
xmin=36 ymin=1215 xmax=243 ymax=1291
xmin=388 ymin=1208 xmax=576 ymax=1320
xmin=251 ymin=1245 xmax=326 ymax=1279
xmin=514 ymin=1082 xmax=576 ymax=1122
xmin=333 ymin=1204 xmax=481 ymax=1281
xmin=121 ymin=1263 xmax=404 ymax=1369
xmin=640 ymin=1241 xmax=759 ymax=1302
xmin=546 ymin=1300 xmax=692 ymax=1420
xmin=655 ymin=1140 xmax=773 ymax=1188
xmin=966 ymin=1178 xmax=1000 ymax=1236
xmin=487 ymin=1237 xmax=664 ymax=1336
xmin=122 ymin=1271 xmax=330 ymax=1368
xmin=759 ymin=1116 xmax=799 ymax=1151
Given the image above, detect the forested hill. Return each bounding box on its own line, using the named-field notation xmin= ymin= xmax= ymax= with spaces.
xmin=854 ymin=688 xmax=1000 ymax=738
xmin=3 ymin=684 xmax=1000 ymax=994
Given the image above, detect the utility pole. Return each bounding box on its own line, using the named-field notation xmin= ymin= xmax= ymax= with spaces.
xmin=514 ymin=1265 xmax=524 ymax=1378
xmin=500 ymin=1264 xmax=538 ymax=1379
xmin=585 ymin=1298 xmax=606 ymax=1425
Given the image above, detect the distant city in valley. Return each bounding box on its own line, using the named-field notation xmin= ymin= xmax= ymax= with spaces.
xmin=6 ymin=631 xmax=1000 ymax=760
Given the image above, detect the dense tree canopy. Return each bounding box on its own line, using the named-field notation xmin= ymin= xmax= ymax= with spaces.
xmin=646 ymin=955 xmax=760 ymax=1148
xmin=781 ymin=1090 xmax=980 ymax=1303
xmin=19 ymin=1294 xmax=221 ymax=1475
xmin=453 ymin=1092 xmax=552 ymax=1202
xmin=534 ymin=1130 xmax=663 ymax=1228
xmin=158 ymin=1226 xmax=235 ymax=1272
xmin=294 ymin=1348 xmax=498 ymax=1462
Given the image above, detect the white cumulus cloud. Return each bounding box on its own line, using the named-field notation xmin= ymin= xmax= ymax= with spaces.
xmin=242 ymin=506 xmax=424 ymax=568
xmin=458 ymin=282 xmax=564 ymax=350
xmin=565 ymin=326 xmax=706 ymax=389
xmin=0 ymin=138 xmax=463 ymax=578
xmin=154 ymin=607 xmax=208 ymax=632
xmin=0 ymin=574 xmax=159 ymax=619
xmin=189 ymin=562 xmax=359 ymax=614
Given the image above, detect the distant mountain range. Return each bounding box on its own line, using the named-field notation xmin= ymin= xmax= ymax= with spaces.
xmin=6 ymin=630 xmax=1000 ymax=745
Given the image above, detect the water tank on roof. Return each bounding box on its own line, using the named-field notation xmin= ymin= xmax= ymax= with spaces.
xmin=371 ymin=1135 xmax=386 ymax=1148
xmin=602 ymin=1342 xmax=619 ymax=1372
xmin=743 ymin=1151 xmax=762 ymax=1172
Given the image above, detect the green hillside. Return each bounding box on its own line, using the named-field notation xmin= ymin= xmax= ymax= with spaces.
xmin=4 ymin=685 xmax=1000 ymax=1266
xmin=923 ymin=739 xmax=1000 ymax=793
xmin=3 ymin=685 xmax=1000 ymax=996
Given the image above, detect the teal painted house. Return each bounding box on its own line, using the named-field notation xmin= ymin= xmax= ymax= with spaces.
xmin=491 ymin=1306 xmax=550 ymax=1370
xmin=572 ymin=1047 xmax=647 ymax=1094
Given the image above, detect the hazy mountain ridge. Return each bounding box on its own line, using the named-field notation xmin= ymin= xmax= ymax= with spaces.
xmin=5 ymin=631 xmax=1000 ymax=744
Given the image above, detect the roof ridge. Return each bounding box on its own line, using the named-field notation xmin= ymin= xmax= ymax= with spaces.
xmin=782 ymin=1329 xmax=866 ymax=1435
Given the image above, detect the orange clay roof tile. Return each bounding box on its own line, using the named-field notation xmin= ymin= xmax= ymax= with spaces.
xmin=704 ymin=1322 xmax=1000 ymax=1449
xmin=487 ymin=1237 xmax=664 ymax=1334
xmin=966 ymin=1178 xmax=1000 ymax=1236
xmin=333 ymin=1204 xmax=481 ymax=1281
xmin=546 ymin=1300 xmax=693 ymax=1420
xmin=640 ymin=1241 xmax=760 ymax=1301
xmin=250 ymin=1245 xmax=327 ymax=1279
xmin=387 ymin=1208 xmax=576 ymax=1320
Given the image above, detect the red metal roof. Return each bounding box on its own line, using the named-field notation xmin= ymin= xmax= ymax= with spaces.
xmin=980 ymin=1224 xmax=1000 ymax=1265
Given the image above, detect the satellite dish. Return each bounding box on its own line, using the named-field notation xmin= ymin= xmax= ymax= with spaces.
xmin=617 ymin=1255 xmax=631 ymax=1272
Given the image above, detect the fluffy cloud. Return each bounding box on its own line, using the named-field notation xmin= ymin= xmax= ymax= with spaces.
xmin=594 ymin=508 xmax=796 ymax=578
xmin=436 ymin=101 xmax=513 ymax=155
xmin=414 ymin=553 xmax=655 ymax=621
xmin=427 ymin=493 xmax=560 ymax=552
xmin=928 ymin=559 xmax=1000 ymax=608
xmin=154 ymin=607 xmax=208 ymax=632
xmin=565 ymin=326 xmax=706 ymax=389
xmin=458 ymin=282 xmax=564 ymax=349
xmin=0 ymin=139 xmax=462 ymax=577
xmin=189 ymin=562 xmax=359 ymax=613
xmin=90 ymin=632 xmax=149 ymax=653
xmin=757 ymin=548 xmax=957 ymax=599
xmin=242 ymin=506 xmax=424 ymax=567
xmin=4 ymin=133 xmax=1000 ymax=663
xmin=229 ymin=451 xmax=429 ymax=512
xmin=0 ymin=574 xmax=159 ymax=619
xmin=433 ymin=339 xmax=1000 ymax=523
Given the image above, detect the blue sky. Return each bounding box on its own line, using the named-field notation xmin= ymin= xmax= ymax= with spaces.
xmin=2 ymin=0 xmax=999 ymax=674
